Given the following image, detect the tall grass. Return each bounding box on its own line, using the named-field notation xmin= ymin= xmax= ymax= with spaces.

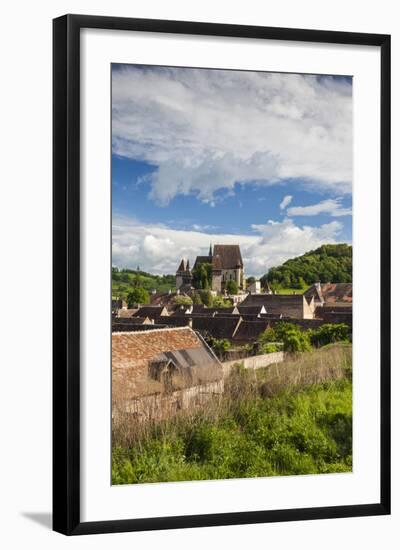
xmin=112 ymin=344 xmax=352 ymax=484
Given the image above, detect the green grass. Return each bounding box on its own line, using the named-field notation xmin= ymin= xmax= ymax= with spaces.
xmin=112 ymin=352 xmax=352 ymax=484
xmin=273 ymin=286 xmax=308 ymax=294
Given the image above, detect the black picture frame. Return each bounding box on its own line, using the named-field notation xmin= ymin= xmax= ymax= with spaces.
xmin=53 ymin=14 xmax=391 ymax=536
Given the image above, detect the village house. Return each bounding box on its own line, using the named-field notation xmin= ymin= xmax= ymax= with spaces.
xmin=247 ymin=280 xmax=261 ymax=294
xmin=150 ymin=290 xmax=193 ymax=310
xmin=191 ymin=316 xmax=242 ymax=341
xmin=112 ymin=327 xmax=224 ymax=421
xmin=303 ymin=282 xmax=352 ymax=305
xmin=112 ymin=317 xmax=154 ymax=332
xmin=304 ymin=282 xmax=352 ymax=327
xmin=241 ymin=293 xmax=316 ymax=319
xmin=115 ymin=308 xmax=139 ymax=318
xmin=237 ymin=305 xmax=267 ymax=316
xmin=176 ymin=244 xmax=245 ymax=293
xmin=153 ymin=316 xmax=192 ymax=327
xmin=131 ymin=305 xmax=169 ymax=318
xmin=232 ymin=319 xmax=272 ymax=345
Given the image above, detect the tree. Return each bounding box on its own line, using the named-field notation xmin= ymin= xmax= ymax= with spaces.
xmin=120 ymin=272 xmax=131 ymax=283
xmin=192 ymin=292 xmax=202 ymax=305
xmin=173 ymin=295 xmax=193 ymax=306
xmin=226 ymin=280 xmax=238 ymax=295
xmin=262 ymin=244 xmax=352 ymax=287
xmin=293 ymin=276 xmax=306 ymax=289
xmin=246 ymin=276 xmax=256 ymax=285
xmin=199 ymin=289 xmax=213 ymax=307
xmin=192 ymin=263 xmax=212 ymax=289
xmin=310 ymin=323 xmax=350 ymax=347
xmin=212 ymin=296 xmax=233 ymax=308
xmin=127 ymin=287 xmax=150 ymax=307
xmin=211 ymin=338 xmax=231 ymax=359
xmin=258 ymin=327 xmax=277 ymax=345
xmin=258 ymin=322 xmax=311 ymax=352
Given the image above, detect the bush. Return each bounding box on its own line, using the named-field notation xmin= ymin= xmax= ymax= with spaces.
xmin=212 ymin=295 xmax=233 ymax=308
xmin=259 ymin=322 xmax=311 ymax=353
xmin=173 ymin=295 xmax=193 ymax=306
xmin=310 ymin=323 xmax=350 ymax=347
xmin=258 ymin=327 xmax=278 ymax=345
xmin=259 ymin=343 xmax=281 ymax=354
xmin=225 ymin=280 xmax=238 ymax=295
xmin=127 ymin=287 xmax=150 ymax=307
xmin=198 ymin=290 xmax=213 ymax=307
xmin=192 ymin=292 xmax=203 ymax=305
xmin=212 ymin=338 xmax=231 ymax=359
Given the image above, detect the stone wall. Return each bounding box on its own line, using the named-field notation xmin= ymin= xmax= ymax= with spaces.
xmin=222 ymin=351 xmax=284 ymax=377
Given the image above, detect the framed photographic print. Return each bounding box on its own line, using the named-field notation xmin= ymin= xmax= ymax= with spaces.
xmin=53 ymin=14 xmax=391 ymax=535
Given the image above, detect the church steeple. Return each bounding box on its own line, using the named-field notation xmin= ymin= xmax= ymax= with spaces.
xmin=209 ymin=243 xmax=213 ymax=257
xmin=177 ymin=259 xmax=185 ymax=273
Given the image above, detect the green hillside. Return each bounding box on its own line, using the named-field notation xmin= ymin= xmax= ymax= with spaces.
xmin=262 ymin=244 xmax=352 ymax=289
xmin=112 ymin=268 xmax=175 ymax=300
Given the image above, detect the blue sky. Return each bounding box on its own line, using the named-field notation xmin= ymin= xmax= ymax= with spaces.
xmin=112 ymin=65 xmax=352 ymax=277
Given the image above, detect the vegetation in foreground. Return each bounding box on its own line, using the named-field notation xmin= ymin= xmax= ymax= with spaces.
xmin=112 ymin=345 xmax=352 ymax=485
xmin=210 ymin=322 xmax=350 ymax=360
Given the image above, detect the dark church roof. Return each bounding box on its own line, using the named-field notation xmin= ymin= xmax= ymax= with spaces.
xmin=213 ymin=245 xmax=243 ymax=269
xmin=177 ymin=259 xmax=186 ymax=272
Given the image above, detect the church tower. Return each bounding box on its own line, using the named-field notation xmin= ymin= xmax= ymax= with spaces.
xmin=176 ymin=259 xmax=186 ymax=290
xmin=176 ymin=259 xmax=192 ymax=290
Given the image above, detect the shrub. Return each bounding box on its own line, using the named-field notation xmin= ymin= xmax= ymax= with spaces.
xmin=225 ymin=280 xmax=238 ymax=295
xmin=173 ymin=295 xmax=193 ymax=306
xmin=258 ymin=327 xmax=277 ymax=345
xmin=258 ymin=323 xmax=311 ymax=353
xmin=126 ymin=287 xmax=150 ymax=307
xmin=259 ymin=343 xmax=281 ymax=354
xmin=212 ymin=295 xmax=233 ymax=308
xmin=192 ymin=292 xmax=203 ymax=305
xmin=198 ymin=290 xmax=213 ymax=307
xmin=212 ymin=338 xmax=231 ymax=359
xmin=310 ymin=323 xmax=350 ymax=347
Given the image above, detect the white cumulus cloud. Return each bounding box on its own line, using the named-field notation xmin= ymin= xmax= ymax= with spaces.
xmin=286 ymin=198 xmax=352 ymax=217
xmin=112 ymin=216 xmax=344 ymax=277
xmin=112 ymin=67 xmax=352 ymax=205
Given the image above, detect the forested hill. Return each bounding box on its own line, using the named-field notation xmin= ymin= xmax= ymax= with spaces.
xmin=262 ymin=244 xmax=352 ymax=289
xmin=112 ymin=267 xmax=175 ymax=299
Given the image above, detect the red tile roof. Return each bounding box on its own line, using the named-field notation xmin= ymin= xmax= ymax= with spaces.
xmin=112 ymin=327 xmax=222 ymax=398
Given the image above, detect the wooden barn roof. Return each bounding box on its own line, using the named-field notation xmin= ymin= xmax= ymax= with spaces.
xmin=112 ymin=327 xmax=222 ymax=398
